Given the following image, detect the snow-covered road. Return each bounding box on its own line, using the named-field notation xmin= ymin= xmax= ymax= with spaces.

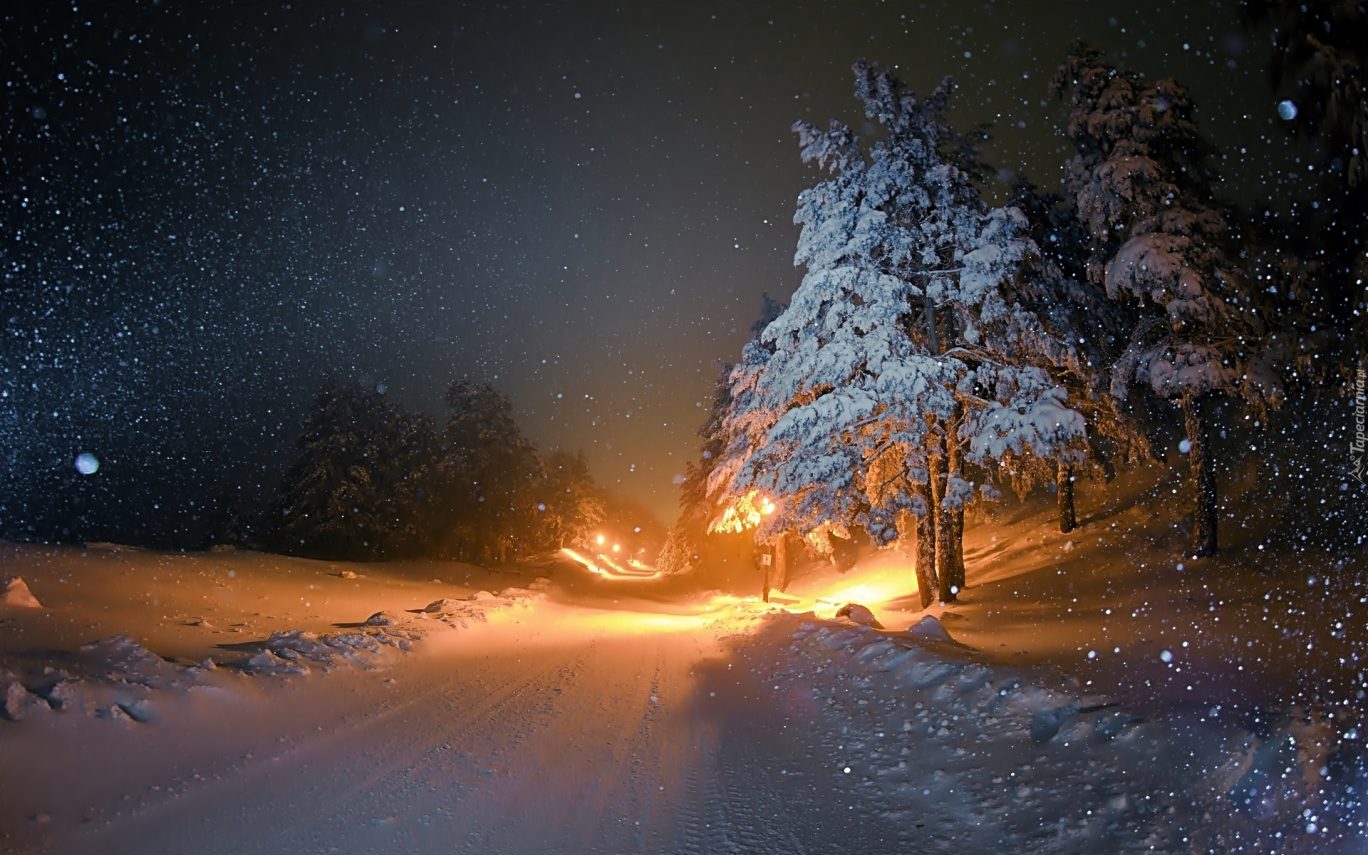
xmin=3 ymin=588 xmax=1363 ymax=855
xmin=5 ymin=602 xmax=916 ymax=855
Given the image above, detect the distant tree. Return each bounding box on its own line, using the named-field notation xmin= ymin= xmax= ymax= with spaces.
xmin=1054 ymin=43 xmax=1282 ymax=555
xmin=711 ymin=62 xmax=1089 ymax=605
xmin=655 ymin=522 xmax=699 ymax=576
xmin=266 ymin=378 xmax=436 ymax=559
xmin=539 ymin=450 xmax=606 ymax=549
xmin=436 ymin=380 xmax=544 ymax=564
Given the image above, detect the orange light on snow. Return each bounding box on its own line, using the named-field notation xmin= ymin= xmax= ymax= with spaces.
xmin=560 ymin=548 xmax=662 ymax=581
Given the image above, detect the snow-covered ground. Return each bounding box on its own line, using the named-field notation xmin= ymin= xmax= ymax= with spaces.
xmin=0 ymin=493 xmax=1363 ymax=854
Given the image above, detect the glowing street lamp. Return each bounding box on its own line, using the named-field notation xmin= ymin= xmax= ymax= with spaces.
xmin=711 ymin=491 xmax=777 ymax=534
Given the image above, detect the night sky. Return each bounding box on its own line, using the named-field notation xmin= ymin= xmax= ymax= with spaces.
xmin=1 ymin=1 xmax=1303 ymax=542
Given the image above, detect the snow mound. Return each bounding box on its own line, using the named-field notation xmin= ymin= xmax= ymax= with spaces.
xmin=79 ymin=635 xmax=183 ymax=688
xmin=0 ymin=576 xmax=42 ymax=608
xmin=904 ymin=614 xmax=954 ymax=643
xmin=2 ymin=680 xmax=48 ymax=721
xmin=236 ymin=628 xmax=412 ymax=677
xmin=364 ymin=610 xmax=403 ymax=626
xmin=417 ymin=586 xmax=548 ymax=629
xmin=834 ymin=603 xmax=883 ymax=629
xmin=421 ymin=598 xmax=467 ymax=614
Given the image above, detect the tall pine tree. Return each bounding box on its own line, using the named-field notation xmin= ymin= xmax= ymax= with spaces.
xmin=1054 ymin=43 xmax=1282 ymax=555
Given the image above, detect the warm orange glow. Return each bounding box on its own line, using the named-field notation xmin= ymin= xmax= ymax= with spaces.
xmin=560 ymin=548 xmax=661 ymax=581
xmin=595 ymin=534 xmax=606 ymax=546
xmin=561 ymin=547 xmax=606 ymax=575
xmin=778 ymin=553 xmax=919 ymax=620
xmin=712 ymin=491 xmax=776 ymax=534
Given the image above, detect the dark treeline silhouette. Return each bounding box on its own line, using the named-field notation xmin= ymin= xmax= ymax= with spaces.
xmin=238 ymin=376 xmax=639 ymax=565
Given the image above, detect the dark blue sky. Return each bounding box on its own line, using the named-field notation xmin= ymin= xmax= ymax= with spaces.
xmin=1 ymin=0 xmax=1299 ymax=540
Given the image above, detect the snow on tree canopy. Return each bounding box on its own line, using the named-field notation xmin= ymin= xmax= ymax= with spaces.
xmin=1054 ymin=43 xmax=1281 ymax=411
xmin=709 ymin=61 xmax=1088 ymax=548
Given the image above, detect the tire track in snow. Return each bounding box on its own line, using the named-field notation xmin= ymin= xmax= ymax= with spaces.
xmin=61 ymin=637 xmax=591 ymax=855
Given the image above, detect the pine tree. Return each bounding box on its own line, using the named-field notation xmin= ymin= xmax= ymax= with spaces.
xmin=540 ymin=450 xmax=606 ymax=550
xmin=1054 ymin=43 xmax=1282 ymax=555
xmin=437 ymin=380 xmax=544 ymax=564
xmin=711 ymin=62 xmax=1089 ymax=605
xmin=1007 ymin=177 xmax=1157 ymax=532
xmin=267 ymin=378 xmax=435 ymax=559
xmin=1243 ymin=1 xmax=1367 ymax=385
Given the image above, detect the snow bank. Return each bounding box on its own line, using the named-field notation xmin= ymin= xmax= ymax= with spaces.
xmin=0 ymin=635 xmax=209 ymax=724
xmin=752 ymin=613 xmax=1366 ymax=852
xmin=1 ymin=580 xmax=556 ymax=726
xmin=236 ymin=581 xmax=550 ymax=677
xmin=238 ymin=627 xmax=418 ymax=677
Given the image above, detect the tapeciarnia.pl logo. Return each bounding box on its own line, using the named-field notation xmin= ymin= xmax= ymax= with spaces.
xmin=1353 ymin=363 xmax=1366 ymax=484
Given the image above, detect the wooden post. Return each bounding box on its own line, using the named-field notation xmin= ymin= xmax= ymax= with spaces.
xmin=760 ymin=546 xmax=773 ymax=602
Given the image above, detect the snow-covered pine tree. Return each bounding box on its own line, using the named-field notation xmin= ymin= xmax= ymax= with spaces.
xmin=711 ymin=62 xmax=1090 ymax=605
xmin=1054 ymin=43 xmax=1282 ymax=555
xmin=267 ymin=378 xmax=435 ymax=559
xmin=1006 ymin=178 xmax=1157 ymax=532
xmin=540 ymin=450 xmax=606 ymax=550
xmin=438 ymin=380 xmax=545 ymax=564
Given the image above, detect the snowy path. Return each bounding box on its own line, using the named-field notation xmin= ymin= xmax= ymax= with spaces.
xmin=4 ymin=606 xmax=912 ymax=855
xmin=2 ymin=595 xmax=1361 ymax=854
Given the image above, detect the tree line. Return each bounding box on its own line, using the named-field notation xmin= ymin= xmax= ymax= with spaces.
xmin=232 ymin=376 xmax=634 ymax=564
xmin=666 ymin=40 xmax=1363 ymax=603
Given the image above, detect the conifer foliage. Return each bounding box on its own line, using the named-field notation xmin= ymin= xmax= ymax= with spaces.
xmin=1053 ymin=43 xmax=1282 ymax=555
xmin=709 ymin=63 xmax=1090 ymax=604
xmin=261 ymin=377 xmax=610 ymax=563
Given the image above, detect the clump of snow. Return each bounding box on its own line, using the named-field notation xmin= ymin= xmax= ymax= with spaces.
xmin=2 ymin=680 xmax=48 ymax=721
xmin=421 ymin=598 xmax=466 ymax=614
xmin=236 ymin=627 xmax=417 ymax=677
xmin=78 ymin=635 xmax=183 ymax=689
xmin=834 ymin=603 xmax=883 ymax=629
xmin=904 ymin=614 xmax=954 ymax=644
xmin=0 ymin=576 xmax=43 ymax=609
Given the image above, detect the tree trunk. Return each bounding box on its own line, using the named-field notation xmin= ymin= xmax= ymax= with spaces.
xmin=943 ymin=411 xmax=966 ymax=598
xmin=1057 ymin=461 xmax=1077 ymax=534
xmin=902 ymin=507 xmax=936 ymax=608
xmin=931 ymin=430 xmax=961 ymax=603
xmin=924 ymin=288 xmax=939 ymax=354
xmin=1181 ymin=393 xmax=1218 ymax=556
xmin=773 ymin=533 xmax=791 ymax=592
